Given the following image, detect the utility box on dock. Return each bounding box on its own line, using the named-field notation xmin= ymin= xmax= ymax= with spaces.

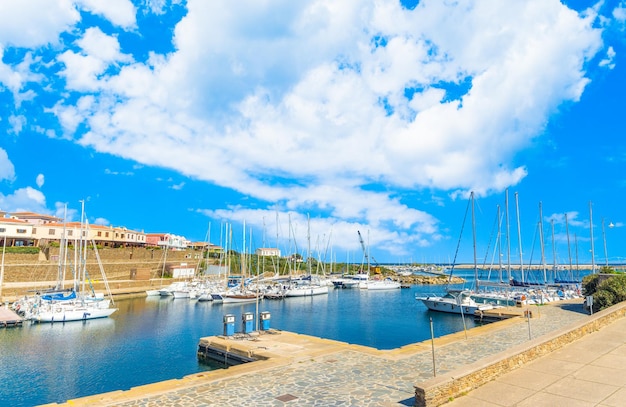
xmin=223 ymin=314 xmax=235 ymax=336
xmin=242 ymin=312 xmax=254 ymax=334
xmin=260 ymin=311 xmax=271 ymax=331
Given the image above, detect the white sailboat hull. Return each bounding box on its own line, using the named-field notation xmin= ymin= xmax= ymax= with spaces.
xmin=284 ymin=285 xmax=329 ymax=297
xmin=34 ymin=306 xmax=117 ymax=322
xmin=222 ymin=294 xmax=262 ymax=304
xmin=364 ymin=280 xmax=401 ymax=290
xmin=418 ymin=297 xmax=485 ymax=314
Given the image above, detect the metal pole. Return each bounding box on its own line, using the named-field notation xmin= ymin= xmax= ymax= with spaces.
xmin=527 ymin=310 xmax=532 ymax=340
xmin=430 ymin=317 xmax=436 ymax=377
xmin=0 ymin=235 xmax=6 ymax=303
xmin=602 ymin=218 xmax=609 ymax=267
xmin=589 ymin=201 xmax=596 ymax=273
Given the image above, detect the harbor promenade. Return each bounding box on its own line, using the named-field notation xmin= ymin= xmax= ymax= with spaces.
xmin=45 ymin=298 xmax=626 ymax=407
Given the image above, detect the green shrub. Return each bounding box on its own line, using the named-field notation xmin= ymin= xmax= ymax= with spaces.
xmin=4 ymin=246 xmax=40 ymax=254
xmin=582 ymin=274 xmax=600 ymax=296
xmin=597 ymin=275 xmax=626 ymax=303
xmin=591 ymin=290 xmax=616 ymax=313
xmin=585 ymin=274 xmax=626 ymax=312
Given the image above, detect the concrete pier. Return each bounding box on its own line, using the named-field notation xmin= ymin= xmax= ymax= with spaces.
xmin=43 ymin=299 xmax=626 ymax=407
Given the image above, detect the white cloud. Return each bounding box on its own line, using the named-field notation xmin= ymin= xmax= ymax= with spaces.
xmin=0 ymin=149 xmax=16 ymax=182
xmin=77 ymin=0 xmax=137 ymax=30
xmin=57 ymin=27 xmax=133 ymax=92
xmin=93 ymin=217 xmax=110 ymax=226
xmin=4 ymin=0 xmax=611 ymax=255
xmin=57 ymin=50 xmax=106 ymax=91
xmin=8 ymin=115 xmax=26 ymax=135
xmin=0 ymin=187 xmax=46 ymax=213
xmin=54 ymin=202 xmax=78 ymax=222
xmin=0 ymin=0 xmax=79 ymax=48
xmin=614 ymin=2 xmax=626 ymax=22
xmin=77 ymin=27 xmax=132 ymax=64
xmin=599 ymin=46 xmax=616 ymax=69
xmin=36 ymin=174 xmax=45 ymax=188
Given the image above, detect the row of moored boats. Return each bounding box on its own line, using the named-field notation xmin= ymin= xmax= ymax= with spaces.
xmin=145 ymin=273 xmax=402 ymax=304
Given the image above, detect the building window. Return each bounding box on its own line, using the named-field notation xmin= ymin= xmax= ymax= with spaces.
xmin=68 ymin=230 xmax=73 ymax=236
xmin=48 ymin=229 xmax=56 ymax=235
xmin=97 ymin=231 xmax=102 ymax=237
xmin=106 ymin=232 xmax=109 ymax=237
xmin=0 ymin=228 xmax=5 ymax=233
xmin=17 ymin=229 xmax=27 ymax=234
xmin=33 ymin=227 xmax=37 ymax=233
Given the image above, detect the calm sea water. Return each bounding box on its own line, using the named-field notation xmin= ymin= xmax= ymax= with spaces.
xmin=0 ymin=268 xmax=575 ymax=407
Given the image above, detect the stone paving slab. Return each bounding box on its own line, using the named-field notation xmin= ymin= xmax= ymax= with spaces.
xmin=48 ymin=300 xmax=598 ymax=407
xmin=445 ymin=306 xmax=626 ymax=407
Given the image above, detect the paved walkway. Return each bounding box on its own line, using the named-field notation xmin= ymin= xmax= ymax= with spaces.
xmin=51 ymin=299 xmax=610 ymax=407
xmin=445 ymin=311 xmax=626 ymax=407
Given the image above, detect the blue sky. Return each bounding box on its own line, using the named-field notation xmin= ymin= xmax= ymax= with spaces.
xmin=1 ymin=0 xmax=625 ymax=266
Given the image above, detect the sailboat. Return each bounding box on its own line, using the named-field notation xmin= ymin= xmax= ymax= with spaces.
xmin=222 ymin=221 xmax=263 ymax=304
xmin=24 ymin=202 xmax=117 ymax=323
xmin=416 ymin=192 xmax=493 ymax=314
xmin=356 ymin=230 xmax=400 ymax=290
xmin=284 ymin=215 xmax=329 ymax=297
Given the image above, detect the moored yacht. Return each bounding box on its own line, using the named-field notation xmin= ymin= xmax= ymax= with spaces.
xmin=416 ymin=289 xmax=494 ymax=315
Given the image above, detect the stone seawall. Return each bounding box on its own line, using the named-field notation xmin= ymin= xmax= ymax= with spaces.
xmin=0 ymin=248 xmax=205 ymax=300
xmin=1 ymin=247 xmax=202 ymax=282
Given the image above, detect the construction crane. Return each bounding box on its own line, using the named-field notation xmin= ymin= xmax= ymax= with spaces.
xmin=357 ymin=230 xmax=378 ymax=268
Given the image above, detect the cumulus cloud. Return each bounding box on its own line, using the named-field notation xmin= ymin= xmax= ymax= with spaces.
xmin=0 ymin=0 xmax=79 ymax=48
xmin=93 ymin=217 xmax=110 ymax=226
xmin=0 ymin=187 xmax=47 ymax=213
xmin=0 ymin=0 xmax=612 ymax=256
xmin=0 ymin=149 xmax=16 ymax=182
xmin=36 ymin=174 xmax=45 ymax=188
xmin=77 ymin=0 xmax=137 ymax=29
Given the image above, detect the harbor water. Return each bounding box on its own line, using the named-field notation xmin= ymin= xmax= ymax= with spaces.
xmin=1 ymin=282 xmax=480 ymax=407
xmin=2 ymin=267 xmax=584 ymax=407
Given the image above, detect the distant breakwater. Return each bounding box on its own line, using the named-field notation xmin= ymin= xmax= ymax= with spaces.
xmin=397 ymin=274 xmax=464 ymax=285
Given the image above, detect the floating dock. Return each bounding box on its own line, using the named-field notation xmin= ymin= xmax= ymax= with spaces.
xmin=0 ymin=306 xmax=23 ymax=327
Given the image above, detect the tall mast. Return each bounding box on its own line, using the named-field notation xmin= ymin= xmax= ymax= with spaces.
xmin=538 ymin=202 xmax=547 ymax=284
xmin=471 ymin=192 xmax=478 ymax=290
xmin=0 ymin=230 xmax=6 ymax=302
xmin=551 ymin=219 xmax=557 ymax=281
xmin=497 ymin=204 xmax=503 ymax=283
xmin=602 ymin=218 xmax=609 ymax=267
xmin=515 ymin=192 xmax=524 ymax=283
xmin=505 ymin=189 xmax=511 ymax=282
xmin=242 ymin=220 xmax=246 ymax=281
xmin=589 ymin=201 xmax=596 ymax=273
xmin=565 ymin=213 xmax=573 ymax=281
xmin=307 ymin=214 xmax=311 ymax=276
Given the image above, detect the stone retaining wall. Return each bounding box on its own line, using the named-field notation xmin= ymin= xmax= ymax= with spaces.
xmin=0 ymin=247 xmax=203 ymax=283
xmin=414 ymin=302 xmax=626 ymax=407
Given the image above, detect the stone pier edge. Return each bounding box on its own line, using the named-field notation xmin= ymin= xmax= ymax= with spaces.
xmin=414 ymin=302 xmax=626 ymax=407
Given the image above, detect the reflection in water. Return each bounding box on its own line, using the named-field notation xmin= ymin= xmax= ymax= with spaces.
xmin=1 ymin=285 xmax=476 ymax=407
